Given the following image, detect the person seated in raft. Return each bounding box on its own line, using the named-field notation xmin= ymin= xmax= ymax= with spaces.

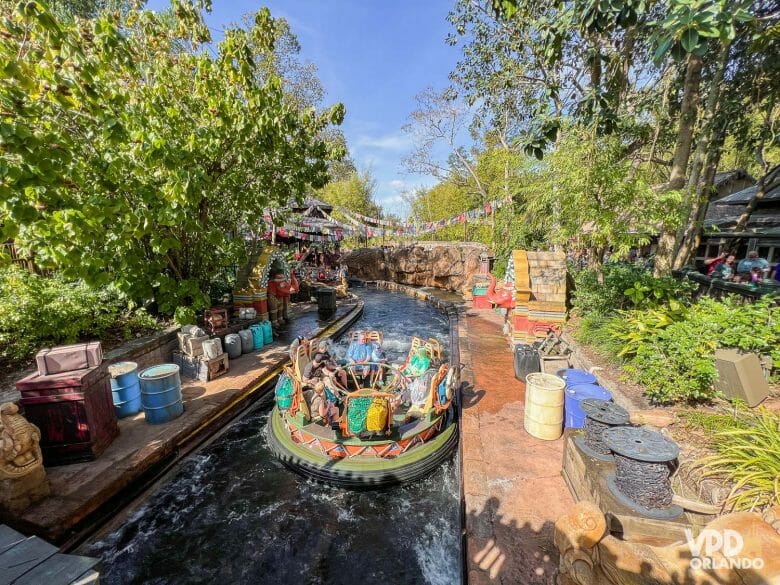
xmin=403 ymin=347 xmax=431 ymax=379
xmin=346 ymin=331 xmax=374 ymax=379
xmin=395 ymin=368 xmax=436 ymax=416
xmin=370 ymin=344 xmax=387 ymax=386
xmin=310 ymin=381 xmax=339 ymax=425
xmin=303 ymin=353 xmax=348 ymax=389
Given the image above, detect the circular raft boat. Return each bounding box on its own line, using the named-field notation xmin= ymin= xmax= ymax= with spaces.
xmin=267 ymin=334 xmax=459 ymax=488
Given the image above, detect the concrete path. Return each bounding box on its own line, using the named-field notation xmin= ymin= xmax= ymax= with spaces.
xmin=16 ymin=301 xmax=363 ymax=545
xmin=459 ymin=308 xmax=574 ymax=585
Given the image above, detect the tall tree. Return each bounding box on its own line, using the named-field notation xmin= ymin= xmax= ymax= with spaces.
xmin=0 ymin=1 xmax=344 ymax=313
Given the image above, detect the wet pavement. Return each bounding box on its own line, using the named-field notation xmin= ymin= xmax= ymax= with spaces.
xmin=459 ymin=308 xmax=574 ymax=585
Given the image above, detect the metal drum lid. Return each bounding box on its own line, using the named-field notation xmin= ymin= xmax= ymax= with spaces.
xmin=603 ymin=426 xmax=679 ymax=462
xmin=581 ymin=399 xmax=629 ymax=425
xmin=139 ymin=364 xmax=181 ymax=380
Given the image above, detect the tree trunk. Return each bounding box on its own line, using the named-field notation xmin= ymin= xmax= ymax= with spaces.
xmin=685 ymin=124 xmax=727 ymax=262
xmin=734 ymin=163 xmax=780 ymax=232
xmin=672 ymin=45 xmax=729 ymax=269
xmin=654 ymin=53 xmax=704 ymax=276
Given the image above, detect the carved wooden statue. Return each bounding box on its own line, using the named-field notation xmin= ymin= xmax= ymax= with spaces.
xmin=555 ymin=501 xmax=780 ymax=585
xmin=0 ymin=403 xmax=50 ymax=514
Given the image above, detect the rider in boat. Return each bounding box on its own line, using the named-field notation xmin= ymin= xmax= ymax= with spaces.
xmin=311 ymin=381 xmax=339 ymax=425
xmin=403 ymin=347 xmax=431 ymax=379
xmin=346 ymin=331 xmax=374 ymax=380
xmin=304 ymin=340 xmax=348 ymax=389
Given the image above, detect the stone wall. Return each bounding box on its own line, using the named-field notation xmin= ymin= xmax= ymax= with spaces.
xmin=103 ymin=327 xmax=180 ymax=372
xmin=343 ymin=242 xmax=490 ymax=292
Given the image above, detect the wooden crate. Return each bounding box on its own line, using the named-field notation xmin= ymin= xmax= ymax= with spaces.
xmin=198 ymin=353 xmax=229 ymax=381
xmin=16 ymin=367 xmax=118 ymax=466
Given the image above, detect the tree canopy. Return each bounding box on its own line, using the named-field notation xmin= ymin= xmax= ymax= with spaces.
xmin=0 ymin=1 xmax=344 ymax=313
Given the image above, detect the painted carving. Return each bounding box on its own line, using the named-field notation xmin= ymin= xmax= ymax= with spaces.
xmin=555 ymin=501 xmax=780 ymax=585
xmin=0 ymin=403 xmax=44 ymax=479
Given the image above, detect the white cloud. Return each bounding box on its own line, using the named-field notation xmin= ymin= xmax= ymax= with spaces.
xmin=356 ymin=131 xmax=412 ymax=151
xmin=389 ymin=179 xmax=407 ymax=191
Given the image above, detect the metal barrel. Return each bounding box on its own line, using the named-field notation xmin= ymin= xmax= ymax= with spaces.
xmin=316 ymin=287 xmax=336 ymax=318
xmin=556 ymin=368 xmax=596 ymax=387
xmin=524 ymin=372 xmax=565 ymax=440
xmin=108 ymin=361 xmax=142 ymax=418
xmin=138 ymin=364 xmax=184 ymax=425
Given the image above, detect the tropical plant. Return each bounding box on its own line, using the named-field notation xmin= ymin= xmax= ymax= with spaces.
xmin=0 ymin=266 xmax=163 ymax=365
xmin=699 ymin=409 xmax=780 ymax=512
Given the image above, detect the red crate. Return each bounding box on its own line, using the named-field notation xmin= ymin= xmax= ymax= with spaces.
xmin=16 ymin=367 xmax=119 ymax=466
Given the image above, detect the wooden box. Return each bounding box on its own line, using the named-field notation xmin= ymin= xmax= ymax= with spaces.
xmin=35 ymin=342 xmax=103 ymax=376
xmin=16 ymin=367 xmax=118 ymax=466
xmin=204 ymin=308 xmax=228 ymax=334
xmin=198 ymin=353 xmax=229 ymax=382
xmin=173 ymin=351 xmax=229 ymax=382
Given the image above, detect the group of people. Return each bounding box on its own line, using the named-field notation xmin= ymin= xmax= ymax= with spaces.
xmin=297 ymin=332 xmax=438 ymax=428
xmin=704 ymin=250 xmax=780 ymax=283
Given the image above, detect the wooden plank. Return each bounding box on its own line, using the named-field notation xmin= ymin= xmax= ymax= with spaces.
xmin=0 ymin=527 xmax=25 ymax=554
xmin=14 ymin=553 xmax=100 ymax=585
xmin=0 ymin=537 xmax=57 ymax=585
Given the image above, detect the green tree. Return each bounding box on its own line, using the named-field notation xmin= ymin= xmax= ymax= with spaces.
xmin=0 ymin=1 xmax=344 ymax=314
xmin=318 ymin=169 xmax=380 ymax=218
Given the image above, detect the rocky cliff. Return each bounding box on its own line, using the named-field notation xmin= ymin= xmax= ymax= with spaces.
xmin=343 ymin=242 xmax=490 ymax=292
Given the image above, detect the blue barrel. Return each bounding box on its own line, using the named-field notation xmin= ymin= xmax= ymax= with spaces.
xmin=108 ymin=361 xmax=141 ymax=418
xmin=261 ymin=320 xmax=273 ymax=344
xmin=564 ymin=383 xmax=612 ymax=428
xmin=557 ymin=368 xmax=597 ymax=387
xmin=250 ymin=324 xmax=265 ymax=350
xmin=138 ymin=364 xmax=184 ymax=425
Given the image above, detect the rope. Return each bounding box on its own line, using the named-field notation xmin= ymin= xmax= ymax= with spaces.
xmin=614 ymin=454 xmax=675 ymax=509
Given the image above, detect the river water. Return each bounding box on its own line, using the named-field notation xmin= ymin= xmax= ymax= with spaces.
xmin=85 ymin=288 xmax=461 ymax=585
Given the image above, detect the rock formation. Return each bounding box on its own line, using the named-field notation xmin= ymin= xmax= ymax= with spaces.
xmin=0 ymin=403 xmax=50 ymax=515
xmin=342 ymin=242 xmax=490 ymax=292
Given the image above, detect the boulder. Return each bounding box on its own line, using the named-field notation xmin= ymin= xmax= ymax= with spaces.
xmin=343 ymin=242 xmax=490 ymax=292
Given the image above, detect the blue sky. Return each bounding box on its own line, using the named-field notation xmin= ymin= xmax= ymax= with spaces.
xmin=144 ymin=0 xmax=462 ymax=216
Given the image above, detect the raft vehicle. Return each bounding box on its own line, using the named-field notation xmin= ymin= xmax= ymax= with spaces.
xmin=267 ymin=333 xmax=459 ymax=488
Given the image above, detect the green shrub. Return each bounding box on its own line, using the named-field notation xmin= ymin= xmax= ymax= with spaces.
xmin=572 ymin=262 xmax=694 ymax=317
xmin=0 ymin=266 xmax=163 ymax=365
xmin=614 ymin=297 xmax=779 ymax=404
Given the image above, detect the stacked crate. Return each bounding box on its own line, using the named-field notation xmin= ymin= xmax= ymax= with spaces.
xmin=509 ymin=250 xmax=568 ymax=344
xmin=173 ymin=329 xmax=229 ymax=383
xmin=16 ymin=342 xmax=118 ymax=466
